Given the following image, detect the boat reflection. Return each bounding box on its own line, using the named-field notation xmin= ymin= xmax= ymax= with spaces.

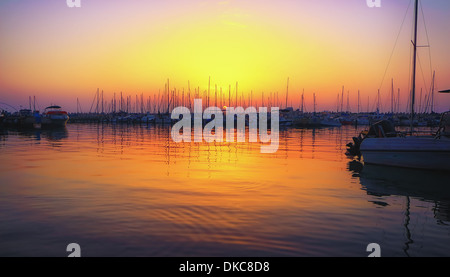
xmin=1 ymin=127 xmax=68 ymax=143
xmin=349 ymin=160 xmax=450 ymax=256
xmin=352 ymin=161 xmax=448 ymax=198
xmin=0 ymin=129 xmax=7 ymax=148
xmin=350 ymin=161 xmax=450 ymax=221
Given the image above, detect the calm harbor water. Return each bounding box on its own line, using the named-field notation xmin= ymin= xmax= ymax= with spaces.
xmin=0 ymin=123 xmax=449 ymax=257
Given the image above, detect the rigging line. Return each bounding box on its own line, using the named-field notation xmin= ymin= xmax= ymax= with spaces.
xmin=0 ymin=102 xmax=18 ymax=112
xmin=420 ymin=1 xmax=433 ymax=81
xmin=89 ymin=90 xmax=97 ymax=113
xmin=417 ymin=52 xmax=431 ymax=112
xmin=406 ymin=0 xmax=415 ymax=113
xmin=408 ymin=2 xmax=432 ymax=114
xmin=378 ymin=0 xmax=413 ymax=91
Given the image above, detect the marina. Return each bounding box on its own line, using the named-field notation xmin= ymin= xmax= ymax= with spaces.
xmin=1 ymin=0 xmax=450 ymax=259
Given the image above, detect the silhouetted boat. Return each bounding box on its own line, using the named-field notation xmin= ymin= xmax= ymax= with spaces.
xmin=41 ymin=106 xmax=69 ymax=127
xmin=358 ymin=0 xmax=450 ymax=171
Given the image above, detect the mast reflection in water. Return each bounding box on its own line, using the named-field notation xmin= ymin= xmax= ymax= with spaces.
xmin=0 ymin=123 xmax=449 ymax=257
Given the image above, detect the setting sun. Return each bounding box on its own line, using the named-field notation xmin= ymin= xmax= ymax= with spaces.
xmin=1 ymin=0 xmax=449 ymax=112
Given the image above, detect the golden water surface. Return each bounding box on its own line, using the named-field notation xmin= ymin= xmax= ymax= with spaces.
xmin=0 ymin=124 xmax=449 ymax=256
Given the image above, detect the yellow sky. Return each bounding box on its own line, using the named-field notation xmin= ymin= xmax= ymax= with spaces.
xmin=0 ymin=0 xmax=449 ymax=112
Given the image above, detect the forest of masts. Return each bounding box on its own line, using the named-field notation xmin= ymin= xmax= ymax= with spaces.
xmin=80 ymin=76 xmax=437 ymax=115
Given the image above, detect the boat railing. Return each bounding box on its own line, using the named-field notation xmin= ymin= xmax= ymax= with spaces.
xmin=435 ymin=111 xmax=450 ymax=139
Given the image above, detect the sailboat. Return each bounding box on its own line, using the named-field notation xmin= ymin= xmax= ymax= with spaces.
xmin=358 ymin=0 xmax=450 ymax=171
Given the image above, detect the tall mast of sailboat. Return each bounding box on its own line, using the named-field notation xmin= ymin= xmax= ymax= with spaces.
xmin=167 ymin=78 xmax=170 ymax=113
xmin=391 ymin=79 xmax=394 ymax=114
xmin=313 ymin=93 xmax=316 ymax=115
xmin=228 ymin=85 xmax=231 ymax=107
xmin=358 ymin=90 xmax=360 ymax=115
xmin=431 ymin=70 xmax=435 ymax=113
xmin=410 ymin=0 xmax=419 ymax=133
xmin=208 ymin=76 xmax=211 ymax=107
xmin=301 ymin=89 xmax=304 ymax=113
xmin=235 ymin=82 xmax=238 ymax=107
xmin=377 ymin=89 xmax=380 ymax=113
xmin=346 ymin=90 xmax=350 ymax=113
xmin=286 ymin=77 xmax=289 ymax=108
xmin=96 ymin=88 xmax=99 ymax=114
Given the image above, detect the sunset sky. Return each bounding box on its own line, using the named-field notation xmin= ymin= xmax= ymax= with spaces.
xmin=1 ymin=0 xmax=449 ymax=113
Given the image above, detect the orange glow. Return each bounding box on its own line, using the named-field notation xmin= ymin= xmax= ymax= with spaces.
xmin=0 ymin=125 xmax=367 ymax=252
xmin=0 ymin=1 xmax=449 ymax=112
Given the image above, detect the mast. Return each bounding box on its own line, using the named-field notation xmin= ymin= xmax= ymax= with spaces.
xmin=346 ymin=90 xmax=350 ymax=113
xmin=208 ymin=76 xmax=210 ymax=107
xmin=96 ymin=88 xmax=99 ymax=114
xmin=410 ymin=0 xmax=419 ymax=133
xmin=228 ymin=85 xmax=231 ymax=107
xmin=301 ymin=89 xmax=304 ymax=113
xmin=337 ymin=94 xmax=340 ymax=113
xmin=167 ymin=78 xmax=170 ymax=113
xmin=377 ymin=89 xmax=380 ymax=113
xmin=189 ymin=81 xmax=192 ymax=109
xmin=235 ymin=82 xmax=238 ymax=107
xmin=313 ymin=93 xmax=316 ymax=115
xmin=215 ymin=84 xmax=217 ymax=107
xmin=286 ymin=77 xmax=289 ymax=108
xmin=431 ymin=71 xmax=435 ymax=113
xmin=358 ymin=90 xmax=360 ymax=114
xmin=391 ymin=79 xmax=394 ymax=114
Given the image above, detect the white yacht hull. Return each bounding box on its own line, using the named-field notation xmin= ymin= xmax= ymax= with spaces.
xmin=360 ymin=137 xmax=450 ymax=171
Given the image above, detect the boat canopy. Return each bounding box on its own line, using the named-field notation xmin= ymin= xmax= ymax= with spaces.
xmin=45 ymin=105 xmax=62 ymax=109
xmin=439 ymin=89 xmax=450 ymax=93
